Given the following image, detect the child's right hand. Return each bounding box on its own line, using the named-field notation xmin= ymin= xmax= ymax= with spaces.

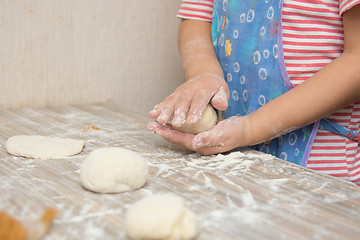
xmin=149 ymin=73 xmax=229 ymax=128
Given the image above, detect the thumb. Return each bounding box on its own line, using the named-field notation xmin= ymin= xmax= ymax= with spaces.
xmin=192 ymin=131 xmax=212 ymax=150
xmin=211 ymin=87 xmax=229 ymax=111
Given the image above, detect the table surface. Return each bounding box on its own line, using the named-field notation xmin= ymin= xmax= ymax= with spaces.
xmin=0 ymin=103 xmax=359 ymax=240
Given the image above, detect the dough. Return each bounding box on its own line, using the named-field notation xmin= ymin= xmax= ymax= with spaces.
xmin=125 ymin=194 xmax=198 ymax=240
xmin=172 ymin=104 xmax=217 ymax=134
xmin=80 ymin=147 xmax=148 ymax=193
xmin=6 ymin=135 xmax=85 ymax=159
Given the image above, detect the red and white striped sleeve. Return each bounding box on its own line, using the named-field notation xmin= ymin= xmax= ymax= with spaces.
xmin=177 ymin=0 xmax=215 ymax=22
xmin=339 ymin=0 xmax=360 ymax=15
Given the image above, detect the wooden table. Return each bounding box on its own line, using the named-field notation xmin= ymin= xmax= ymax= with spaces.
xmin=0 ymin=103 xmax=359 ymax=240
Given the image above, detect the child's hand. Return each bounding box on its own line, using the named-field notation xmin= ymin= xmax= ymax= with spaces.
xmin=147 ymin=116 xmax=250 ymax=155
xmin=192 ymin=116 xmax=250 ymax=155
xmin=149 ymin=73 xmax=229 ymax=128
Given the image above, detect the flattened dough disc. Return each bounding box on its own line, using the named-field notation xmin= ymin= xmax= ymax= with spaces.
xmin=6 ymin=135 xmax=85 ymax=159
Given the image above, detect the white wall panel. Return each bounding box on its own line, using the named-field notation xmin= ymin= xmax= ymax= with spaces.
xmin=0 ymin=0 xmax=184 ymax=113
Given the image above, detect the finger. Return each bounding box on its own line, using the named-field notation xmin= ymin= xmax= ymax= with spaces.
xmin=211 ymin=87 xmax=229 ymax=111
xmin=187 ymin=89 xmax=213 ymax=124
xmin=195 ymin=145 xmax=228 ymax=156
xmin=171 ymin=107 xmax=187 ymax=128
xmin=148 ymin=122 xmax=195 ymax=150
xmin=149 ymin=96 xmax=171 ymax=119
xmin=192 ymin=131 xmax=222 ymax=150
xmin=192 ymin=119 xmax=230 ymax=149
xmin=156 ymin=101 xmax=176 ymax=125
xmin=192 ymin=130 xmax=230 ymax=155
xmin=149 ymin=121 xmax=223 ymax=155
xmin=147 ymin=121 xmax=163 ymax=132
xmin=149 ymin=104 xmax=161 ymax=119
xmin=171 ymin=90 xmax=193 ymax=127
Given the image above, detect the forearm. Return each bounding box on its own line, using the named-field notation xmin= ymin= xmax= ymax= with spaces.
xmin=150 ymin=20 xmax=229 ymax=125
xmin=245 ymin=6 xmax=360 ymax=146
xmin=178 ymin=19 xmax=224 ymax=80
xmin=247 ymin=55 xmax=359 ymax=145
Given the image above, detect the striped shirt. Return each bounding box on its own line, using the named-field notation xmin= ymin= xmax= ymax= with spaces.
xmin=177 ymin=0 xmax=360 ymax=186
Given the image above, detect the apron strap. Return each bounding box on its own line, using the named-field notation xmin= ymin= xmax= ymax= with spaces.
xmin=320 ymin=119 xmax=360 ymax=142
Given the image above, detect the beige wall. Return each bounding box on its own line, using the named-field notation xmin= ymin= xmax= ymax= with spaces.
xmin=0 ymin=0 xmax=184 ymax=113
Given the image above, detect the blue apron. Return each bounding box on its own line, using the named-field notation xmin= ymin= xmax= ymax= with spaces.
xmin=211 ymin=0 xmax=360 ymax=166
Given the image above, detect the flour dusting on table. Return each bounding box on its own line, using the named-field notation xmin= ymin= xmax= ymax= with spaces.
xmin=1 ymin=104 xmax=360 ymax=240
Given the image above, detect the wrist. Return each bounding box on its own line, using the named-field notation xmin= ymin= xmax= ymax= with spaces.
xmin=244 ymin=112 xmax=271 ymax=146
xmin=240 ymin=115 xmax=255 ymax=146
xmin=187 ymin=72 xmax=225 ymax=83
xmin=246 ymin=107 xmax=289 ymax=146
xmin=223 ymin=115 xmax=253 ymax=149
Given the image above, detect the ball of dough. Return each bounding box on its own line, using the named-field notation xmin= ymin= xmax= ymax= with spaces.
xmin=80 ymin=147 xmax=148 ymax=193
xmin=6 ymin=135 xmax=85 ymax=159
xmin=172 ymin=104 xmax=217 ymax=134
xmin=125 ymin=194 xmax=197 ymax=240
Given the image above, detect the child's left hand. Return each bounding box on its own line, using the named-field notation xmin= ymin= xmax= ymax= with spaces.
xmin=147 ymin=116 xmax=250 ymax=155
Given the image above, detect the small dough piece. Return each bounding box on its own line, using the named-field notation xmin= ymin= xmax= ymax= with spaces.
xmin=125 ymin=194 xmax=198 ymax=240
xmin=0 ymin=208 xmax=57 ymax=240
xmin=172 ymin=104 xmax=217 ymax=134
xmin=6 ymin=135 xmax=85 ymax=159
xmin=80 ymin=147 xmax=148 ymax=193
